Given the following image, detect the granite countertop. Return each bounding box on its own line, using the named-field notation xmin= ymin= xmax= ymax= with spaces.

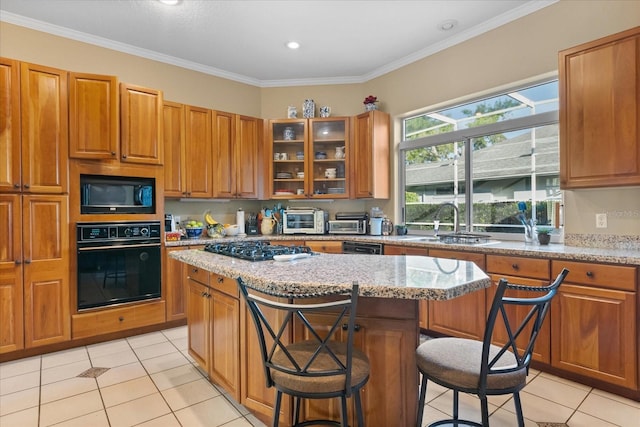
xmin=166 ymin=234 xmax=640 ymax=266
xmin=169 ymin=249 xmax=490 ymax=301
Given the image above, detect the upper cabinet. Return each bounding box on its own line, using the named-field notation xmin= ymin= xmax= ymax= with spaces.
xmin=268 ymin=118 xmax=350 ymax=199
xmin=212 ymin=112 xmax=263 ymax=199
xmin=1 ymin=59 xmax=68 ymax=194
xmin=69 ymin=72 xmax=119 ymax=160
xmin=120 ymin=83 xmax=163 ymax=165
xmin=559 ymin=26 xmax=640 ymax=189
xmin=163 ymin=101 xmax=185 ymax=198
xmin=352 ymin=110 xmax=390 ymax=198
xmin=184 ymin=105 xmax=213 ymax=198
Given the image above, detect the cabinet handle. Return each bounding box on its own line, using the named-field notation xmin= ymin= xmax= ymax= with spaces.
xmin=207 ymin=293 xmax=212 ymax=298
xmin=111 ymin=151 xmax=116 ymax=156
xmin=217 ymin=277 xmax=224 ymax=284
xmin=13 ymin=183 xmax=20 ymax=189
xmin=24 ymin=259 xmax=31 ymax=264
xmin=122 ymin=154 xmax=127 ymax=159
xmin=201 ymin=291 xmax=206 ymax=297
xmin=192 ymin=268 xmax=198 ymax=273
xmin=119 ymin=316 xmax=124 ymax=322
xmin=342 ymin=323 xmax=361 ymax=332
xmin=586 ymin=271 xmax=594 ymax=277
xmin=23 ymin=184 xmax=30 ymax=189
xmin=511 ymin=263 xmax=519 ymax=270
xmin=15 ymin=260 xmax=22 ymax=265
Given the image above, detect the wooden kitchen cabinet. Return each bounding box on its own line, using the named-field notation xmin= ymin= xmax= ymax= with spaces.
xmin=428 ymin=250 xmax=487 ymax=340
xmin=294 ymin=298 xmax=418 ymax=427
xmin=352 ymin=110 xmax=389 ymax=199
xmin=120 ymin=83 xmax=163 ymax=165
xmin=304 ymin=240 xmax=343 ymax=253
xmin=551 ymin=261 xmax=637 ymax=389
xmin=559 ymin=26 xmax=640 ymax=189
xmin=5 ymin=61 xmax=68 ymax=194
xmin=0 ymin=57 xmax=21 ymax=193
xmin=268 ymin=118 xmax=350 ymax=199
xmin=186 ymin=266 xmax=241 ymax=400
xmin=162 ymin=101 xmax=185 ymax=198
xmin=164 ymin=245 xmax=204 ymax=321
xmin=486 ymin=254 xmax=551 ymax=363
xmin=69 ymin=72 xmax=119 ymax=160
xmin=0 ymin=193 xmax=70 ymax=352
xmin=213 ymin=112 xmax=263 ymax=199
xmin=184 ymin=106 xmax=213 ymax=198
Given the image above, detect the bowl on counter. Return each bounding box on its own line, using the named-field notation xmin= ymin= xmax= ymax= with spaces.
xmin=185 ymin=227 xmax=203 ymax=239
xmin=224 ymin=224 xmax=240 ymax=236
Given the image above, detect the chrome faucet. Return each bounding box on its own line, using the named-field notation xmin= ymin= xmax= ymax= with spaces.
xmin=433 ymin=202 xmax=461 ymax=236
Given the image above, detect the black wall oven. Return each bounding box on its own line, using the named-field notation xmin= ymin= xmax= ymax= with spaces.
xmin=76 ymin=221 xmax=162 ymax=310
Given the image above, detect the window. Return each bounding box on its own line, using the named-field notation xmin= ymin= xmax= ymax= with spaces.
xmin=399 ymin=80 xmax=560 ymax=239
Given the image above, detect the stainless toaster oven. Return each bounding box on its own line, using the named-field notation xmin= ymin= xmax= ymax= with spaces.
xmin=282 ymin=209 xmax=327 ymax=234
xmin=328 ymin=219 xmax=368 ymax=235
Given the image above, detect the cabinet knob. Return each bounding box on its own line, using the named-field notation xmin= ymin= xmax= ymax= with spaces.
xmin=119 ymin=316 xmax=124 ymax=322
xmin=586 ymin=271 xmax=594 ymax=277
xmin=511 ymin=263 xmax=519 ymax=270
xmin=342 ymin=323 xmax=361 ymax=332
xmin=23 ymin=184 xmax=30 ymax=189
xmin=24 ymin=259 xmax=31 ymax=264
xmin=201 ymin=291 xmax=207 ymax=297
xmin=217 ymin=277 xmax=224 ymax=284
xmin=111 ymin=151 xmax=116 ymax=156
xmin=15 ymin=260 xmax=22 ymax=265
xmin=13 ymin=183 xmax=20 ymax=189
xmin=122 ymin=154 xmax=127 ymax=159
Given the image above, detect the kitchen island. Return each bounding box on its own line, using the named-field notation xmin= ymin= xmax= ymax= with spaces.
xmin=170 ymin=248 xmax=490 ymax=427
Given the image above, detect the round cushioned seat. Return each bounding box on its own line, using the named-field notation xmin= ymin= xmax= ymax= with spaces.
xmin=271 ymin=340 xmax=370 ymax=394
xmin=416 ymin=337 xmax=526 ymax=391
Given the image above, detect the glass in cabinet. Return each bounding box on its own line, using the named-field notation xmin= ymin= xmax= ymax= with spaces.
xmin=310 ymin=118 xmax=348 ymax=198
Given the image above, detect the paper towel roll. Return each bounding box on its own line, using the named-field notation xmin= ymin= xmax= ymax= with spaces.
xmin=236 ymin=209 xmax=245 ymax=234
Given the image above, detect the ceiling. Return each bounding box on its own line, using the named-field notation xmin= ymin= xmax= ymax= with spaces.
xmin=0 ymin=0 xmax=556 ymax=87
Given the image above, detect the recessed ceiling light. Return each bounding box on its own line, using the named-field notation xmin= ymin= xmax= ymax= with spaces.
xmin=286 ymin=41 xmax=300 ymax=50
xmin=158 ymin=0 xmax=180 ymax=5
xmin=438 ymin=19 xmax=458 ymax=31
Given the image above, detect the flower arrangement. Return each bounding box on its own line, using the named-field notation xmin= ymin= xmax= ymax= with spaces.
xmin=363 ymin=95 xmax=378 ymax=105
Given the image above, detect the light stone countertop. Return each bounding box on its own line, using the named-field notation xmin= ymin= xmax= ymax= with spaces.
xmin=166 ymin=234 xmax=640 ymax=266
xmin=169 ymin=249 xmax=491 ymax=301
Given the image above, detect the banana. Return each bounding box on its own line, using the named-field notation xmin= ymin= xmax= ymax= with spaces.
xmin=204 ymin=211 xmax=218 ymax=226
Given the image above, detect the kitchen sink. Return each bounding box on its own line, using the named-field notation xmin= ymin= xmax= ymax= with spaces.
xmin=436 ymin=232 xmax=494 ymax=245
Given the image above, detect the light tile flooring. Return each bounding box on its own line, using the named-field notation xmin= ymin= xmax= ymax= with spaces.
xmin=0 ymin=326 xmax=638 ymax=426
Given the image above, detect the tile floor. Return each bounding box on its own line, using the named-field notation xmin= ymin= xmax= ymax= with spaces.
xmin=0 ymin=325 xmax=638 ymax=427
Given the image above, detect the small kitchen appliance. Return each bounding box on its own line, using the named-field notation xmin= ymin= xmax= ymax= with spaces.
xmin=282 ymin=208 xmax=327 ymax=234
xmin=328 ymin=212 xmax=368 ymax=235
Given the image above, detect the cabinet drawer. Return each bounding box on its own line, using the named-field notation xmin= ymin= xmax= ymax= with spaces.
xmin=486 ymin=255 xmax=549 ymax=280
xmin=211 ymin=274 xmax=239 ymax=298
xmin=72 ymin=301 xmax=166 ymax=339
xmin=429 ymin=249 xmax=486 ymax=270
xmin=187 ymin=264 xmax=209 ymax=285
xmin=552 ymin=261 xmax=637 ymax=291
xmin=305 ymin=241 xmax=343 ymax=254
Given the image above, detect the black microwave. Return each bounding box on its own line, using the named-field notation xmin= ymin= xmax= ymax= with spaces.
xmin=80 ymin=174 xmax=156 ymax=214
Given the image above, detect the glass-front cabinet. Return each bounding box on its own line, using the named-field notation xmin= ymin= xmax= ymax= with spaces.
xmin=269 ymin=118 xmax=349 ymax=199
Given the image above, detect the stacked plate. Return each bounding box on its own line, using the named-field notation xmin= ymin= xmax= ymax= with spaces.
xmin=327 ymin=187 xmax=345 ymax=194
xmin=276 ymin=172 xmax=293 ymax=179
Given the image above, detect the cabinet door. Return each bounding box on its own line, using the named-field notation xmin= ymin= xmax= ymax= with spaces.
xmin=120 ymin=83 xmax=163 ymax=165
xmin=428 ymin=250 xmax=486 ymax=340
xmin=241 ymin=295 xmax=292 ymax=426
xmin=0 ymin=194 xmax=23 ymax=353
xmin=487 ymin=274 xmax=552 ymax=363
xmin=69 ymin=72 xmax=118 ymax=160
xmin=352 ymin=110 xmax=389 ymax=199
xmin=210 ymin=288 xmax=240 ymax=401
xmin=551 ymin=284 xmax=637 ymax=389
xmin=187 ymin=279 xmax=210 ymax=372
xmin=309 ymin=118 xmax=349 ymax=199
xmin=0 ymin=57 xmax=21 ymax=193
xmin=235 ymin=115 xmax=262 ymax=199
xmin=185 ymin=106 xmax=212 ymax=198
xmin=162 ymin=101 xmax=185 ymax=198
xmin=165 ymin=247 xmax=188 ymax=321
xmin=22 ymin=195 xmax=70 ymax=348
xmin=559 ymin=27 xmax=640 ymax=188
xmin=20 ymin=62 xmax=68 ymax=194
xmin=269 ymin=119 xmax=307 ymax=198
xmin=212 ymin=111 xmax=235 ymax=198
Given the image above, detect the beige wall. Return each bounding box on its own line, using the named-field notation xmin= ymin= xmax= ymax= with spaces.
xmin=2 ymin=0 xmax=639 ymax=237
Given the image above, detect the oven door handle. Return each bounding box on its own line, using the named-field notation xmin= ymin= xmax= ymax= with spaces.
xmin=77 ymin=242 xmax=161 ymax=251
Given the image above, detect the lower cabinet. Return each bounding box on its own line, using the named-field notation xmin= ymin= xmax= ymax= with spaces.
xmin=293 ymin=298 xmax=418 ymax=427
xmin=550 ymin=260 xmax=637 ymax=389
xmin=428 ymin=250 xmax=486 ymax=341
xmin=165 ymin=245 xmax=204 ymax=321
xmin=186 ymin=266 xmax=241 ymax=401
xmin=486 ymin=255 xmax=551 ymax=363
xmin=72 ymin=301 xmax=166 ymax=339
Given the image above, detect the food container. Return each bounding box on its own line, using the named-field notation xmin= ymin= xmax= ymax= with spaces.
xmin=165 ymin=231 xmax=181 ymax=241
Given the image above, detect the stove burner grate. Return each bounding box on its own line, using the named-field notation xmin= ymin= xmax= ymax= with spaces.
xmin=204 ymin=241 xmax=313 ymax=261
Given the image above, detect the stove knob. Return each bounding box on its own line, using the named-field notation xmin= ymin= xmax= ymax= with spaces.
xmin=140 ymin=227 xmax=149 ymax=237
xmin=124 ymin=228 xmax=132 ymax=237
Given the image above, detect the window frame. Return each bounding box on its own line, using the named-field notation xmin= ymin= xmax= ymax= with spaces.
xmin=398 ymin=80 xmax=560 ymax=241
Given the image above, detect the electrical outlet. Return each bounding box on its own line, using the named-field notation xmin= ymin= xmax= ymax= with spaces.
xmin=596 ymin=213 xmax=607 ymax=228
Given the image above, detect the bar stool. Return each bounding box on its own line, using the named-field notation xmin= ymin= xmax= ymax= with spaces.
xmin=237 ymin=278 xmax=369 ymax=427
xmin=416 ymin=268 xmax=569 ymax=427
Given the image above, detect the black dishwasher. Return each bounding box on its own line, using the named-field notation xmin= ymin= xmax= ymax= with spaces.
xmin=342 ymin=241 xmax=383 ymax=255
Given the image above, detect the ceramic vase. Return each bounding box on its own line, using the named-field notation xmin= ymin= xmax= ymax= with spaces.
xmin=303 ymin=99 xmax=315 ymax=118
xmin=365 ymin=103 xmax=378 ymax=111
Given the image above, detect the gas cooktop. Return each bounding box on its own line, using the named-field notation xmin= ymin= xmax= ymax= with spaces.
xmin=204 ymin=241 xmax=313 ymax=262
